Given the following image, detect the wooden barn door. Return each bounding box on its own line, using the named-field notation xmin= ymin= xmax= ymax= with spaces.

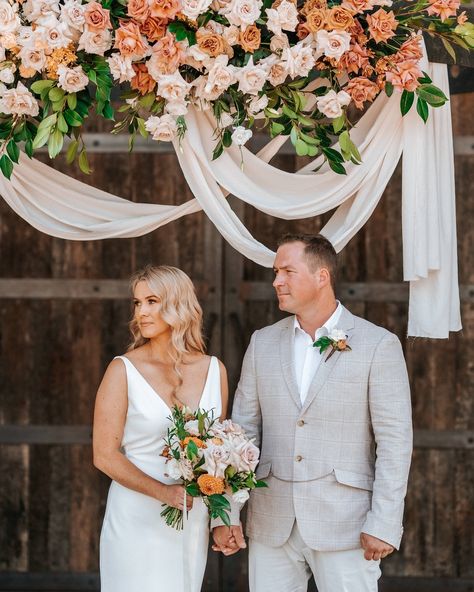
xmin=1 ymin=90 xmax=473 ymax=592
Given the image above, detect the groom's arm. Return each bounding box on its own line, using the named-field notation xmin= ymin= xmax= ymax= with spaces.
xmin=361 ymin=333 xmax=413 ymax=551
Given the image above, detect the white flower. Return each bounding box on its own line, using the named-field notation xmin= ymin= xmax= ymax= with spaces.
xmin=57 ymin=65 xmax=89 ymax=93
xmin=261 ymin=55 xmax=288 ymax=86
xmin=237 ymin=57 xmax=267 ymax=95
xmin=0 ymin=63 xmax=16 ymax=84
xmin=219 ymin=112 xmax=234 ymax=127
xmin=166 ymin=458 xmax=194 ymax=481
xmin=0 ymin=0 xmax=20 ymax=35
xmin=316 ymin=29 xmax=351 ymax=61
xmin=222 ymin=24 xmax=240 ymax=45
xmin=107 ymin=53 xmax=135 ymax=83
xmin=23 ymin=0 xmax=60 ymax=24
xmin=145 ymin=114 xmax=178 ymax=142
xmin=78 ymin=28 xmax=112 ymax=56
xmin=225 ymin=0 xmax=262 ymax=28
xmin=60 ymin=0 xmax=85 ymax=31
xmin=203 ymin=442 xmax=232 ymax=478
xmin=233 ymin=439 xmax=260 ymax=472
xmin=157 ymin=71 xmax=191 ymax=102
xmin=18 ymin=46 xmax=47 ymax=72
xmin=266 ymin=0 xmax=298 ymax=36
xmin=248 ymin=94 xmax=268 ymax=115
xmin=316 ymin=89 xmax=350 ymax=119
xmin=270 ymin=33 xmax=289 ymax=53
xmin=36 ymin=17 xmax=72 ymax=49
xmin=206 ymin=56 xmax=236 ymax=93
xmin=0 ymin=82 xmax=6 ymax=95
xmin=184 ymin=420 xmax=201 ymax=436
xmin=186 ymin=44 xmax=213 ymax=69
xmin=232 ymin=126 xmax=252 ymax=146
xmin=281 ymin=43 xmax=315 ymax=78
xmin=329 ymin=328 xmax=348 ymax=341
xmin=181 ymin=0 xmax=213 ymax=19
xmin=0 ymin=81 xmax=39 ymax=116
xmin=232 ymin=489 xmax=250 ymax=503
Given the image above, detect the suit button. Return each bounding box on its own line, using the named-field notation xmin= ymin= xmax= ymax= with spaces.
xmin=295 ymin=455 xmax=303 ymax=462
xmin=297 ymin=420 xmax=305 ymax=426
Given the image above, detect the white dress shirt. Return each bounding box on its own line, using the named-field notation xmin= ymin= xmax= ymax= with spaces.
xmin=293 ymin=302 xmax=343 ymax=404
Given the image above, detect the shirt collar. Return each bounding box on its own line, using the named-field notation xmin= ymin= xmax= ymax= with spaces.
xmin=294 ymin=301 xmax=343 ymax=338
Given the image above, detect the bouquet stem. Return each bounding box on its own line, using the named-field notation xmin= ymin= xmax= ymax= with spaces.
xmin=160 ymin=505 xmax=184 ymax=530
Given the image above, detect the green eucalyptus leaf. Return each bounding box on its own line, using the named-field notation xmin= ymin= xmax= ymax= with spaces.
xmin=6 ymin=139 xmax=19 ymax=164
xmin=0 ymin=154 xmax=13 ymax=179
xmin=400 ymin=90 xmax=415 ymax=116
xmin=47 ymin=127 xmax=64 ymax=159
xmin=332 ymin=115 xmax=345 ymax=134
xmin=65 ymin=139 xmax=79 ymax=164
xmin=416 ymin=97 xmax=429 ymax=123
xmin=49 ymin=87 xmax=65 ymax=102
xmin=295 ymin=138 xmax=309 ymax=156
xmin=57 ymin=113 xmax=68 ymax=133
xmin=416 ymin=84 xmax=448 ymax=106
xmin=78 ymin=149 xmax=91 ymax=174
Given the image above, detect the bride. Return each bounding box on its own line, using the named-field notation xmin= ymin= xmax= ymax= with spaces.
xmin=93 ymin=265 xmax=228 ymax=592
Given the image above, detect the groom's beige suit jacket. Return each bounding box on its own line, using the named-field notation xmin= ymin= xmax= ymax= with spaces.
xmin=232 ymin=306 xmax=412 ymax=551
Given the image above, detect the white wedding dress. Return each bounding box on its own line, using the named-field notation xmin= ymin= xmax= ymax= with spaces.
xmin=99 ymin=355 xmax=222 ymax=592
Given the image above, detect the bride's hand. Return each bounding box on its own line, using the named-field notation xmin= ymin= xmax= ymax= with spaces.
xmin=160 ymin=484 xmax=193 ymax=511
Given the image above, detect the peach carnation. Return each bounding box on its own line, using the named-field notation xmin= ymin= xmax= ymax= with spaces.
xmin=366 ymin=8 xmax=398 ymax=43
xmin=197 ymin=474 xmax=225 ymax=495
xmin=345 ymin=76 xmax=379 ymax=108
xmin=84 ymin=2 xmax=112 ymax=31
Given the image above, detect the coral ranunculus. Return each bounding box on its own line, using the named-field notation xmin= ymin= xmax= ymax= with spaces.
xmin=197 ymin=474 xmax=225 ymax=495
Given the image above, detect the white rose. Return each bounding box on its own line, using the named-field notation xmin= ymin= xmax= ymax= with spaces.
xmin=0 ymin=63 xmax=16 ymax=84
xmin=270 ymin=33 xmax=289 ymax=53
xmin=222 ymin=24 xmax=240 ymax=45
xmin=0 ymin=82 xmax=6 ymax=95
xmin=60 ymin=0 xmax=85 ymax=31
xmin=232 ymin=125 xmax=252 ymax=146
xmin=316 ymin=29 xmax=351 ymax=61
xmin=248 ymin=94 xmax=268 ymax=115
xmin=78 ymin=28 xmax=112 ymax=56
xmin=145 ymin=114 xmax=178 ymax=142
xmin=0 ymin=46 xmax=4 ymax=61
xmin=226 ymin=0 xmax=263 ymax=28
xmin=266 ymin=58 xmax=288 ymax=86
xmin=18 ymin=47 xmax=46 ymax=72
xmin=198 ymin=20 xmax=225 ymax=35
xmin=183 ymin=420 xmax=201 ymax=436
xmin=237 ymin=57 xmax=267 ymax=95
xmin=219 ymin=112 xmax=234 ymax=127
xmin=0 ymin=0 xmax=20 ymax=35
xmin=316 ymin=89 xmax=350 ymax=118
xmin=234 ymin=439 xmax=260 ymax=472
xmin=181 ymin=0 xmax=213 ymax=20
xmin=36 ymin=17 xmax=72 ymax=49
xmin=282 ymin=43 xmax=315 ymax=78
xmin=0 ymin=81 xmax=39 ymax=116
xmin=107 ymin=53 xmax=135 ymax=83
xmin=57 ymin=64 xmax=89 ymax=93
xmin=232 ymin=489 xmax=250 ymax=503
xmin=329 ymin=328 xmax=348 ymax=341
xmin=206 ymin=56 xmax=236 ymax=93
xmin=266 ymin=1 xmax=298 ymax=36
xmin=157 ymin=71 xmax=191 ymax=102
xmin=23 ymin=0 xmax=60 ymax=26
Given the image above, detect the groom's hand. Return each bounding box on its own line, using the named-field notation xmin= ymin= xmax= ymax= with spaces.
xmin=360 ymin=532 xmax=394 ymax=561
xmin=212 ymin=524 xmax=246 ymax=556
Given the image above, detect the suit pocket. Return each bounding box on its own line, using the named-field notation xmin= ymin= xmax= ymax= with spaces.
xmin=333 ymin=468 xmax=374 ymax=491
xmin=255 ymin=461 xmax=271 ymax=479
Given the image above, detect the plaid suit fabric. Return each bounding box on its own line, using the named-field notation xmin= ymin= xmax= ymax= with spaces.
xmin=232 ymin=307 xmax=412 ymax=551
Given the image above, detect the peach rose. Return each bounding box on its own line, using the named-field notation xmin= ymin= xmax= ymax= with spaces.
xmin=366 ymin=9 xmax=398 ymax=43
xmin=131 ymin=62 xmax=157 ymax=94
xmin=149 ymin=33 xmax=184 ymax=75
xmin=301 ymin=0 xmax=327 ymax=16
xmin=395 ymin=34 xmax=423 ymax=62
xmin=426 ymin=0 xmax=460 ymax=21
xmin=339 ymin=42 xmax=372 ymax=74
xmin=296 ymin=22 xmax=311 ymax=39
xmin=114 ymin=20 xmax=149 ymax=59
xmin=150 ymin=0 xmax=182 ymax=20
xmin=326 ymin=7 xmax=354 ymax=30
xmin=345 ymin=76 xmax=379 ymax=108
xmin=306 ymin=8 xmax=327 ymax=32
xmin=197 ymin=32 xmax=226 ymax=56
xmin=268 ymin=60 xmax=288 ymax=85
xmin=140 ymin=16 xmax=168 ymax=41
xmin=341 ymin=0 xmax=374 ymax=12
xmin=84 ymin=2 xmax=112 ymax=31
xmin=385 ymin=60 xmax=422 ymax=92
xmin=239 ymin=24 xmax=261 ymax=52
xmin=128 ymin=0 xmax=151 ymax=21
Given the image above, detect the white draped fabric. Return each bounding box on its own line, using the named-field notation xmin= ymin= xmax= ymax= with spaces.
xmin=0 ymin=59 xmax=461 ymax=338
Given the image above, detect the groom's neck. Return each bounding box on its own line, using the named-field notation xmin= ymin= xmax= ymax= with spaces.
xmin=295 ymin=295 xmax=338 ymax=340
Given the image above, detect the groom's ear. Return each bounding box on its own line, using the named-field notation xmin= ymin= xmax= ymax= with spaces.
xmin=315 ymin=267 xmax=332 ymax=289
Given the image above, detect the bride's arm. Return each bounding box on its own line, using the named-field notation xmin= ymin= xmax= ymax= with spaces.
xmin=92 ymin=359 xmax=191 ymax=510
xmin=217 ymin=358 xmax=229 ymax=420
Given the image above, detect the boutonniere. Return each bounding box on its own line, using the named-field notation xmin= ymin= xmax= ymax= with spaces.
xmin=313 ymin=329 xmax=352 ymax=362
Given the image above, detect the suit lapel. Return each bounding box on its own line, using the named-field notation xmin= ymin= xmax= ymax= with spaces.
xmin=300 ymin=306 xmax=356 ymax=414
xmin=279 ymin=317 xmax=302 ymax=410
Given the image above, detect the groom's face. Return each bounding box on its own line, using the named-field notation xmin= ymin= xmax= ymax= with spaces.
xmin=273 ymin=242 xmax=322 ymax=314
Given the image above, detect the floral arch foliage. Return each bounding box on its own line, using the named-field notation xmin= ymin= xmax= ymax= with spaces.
xmin=0 ymin=0 xmax=471 ymax=337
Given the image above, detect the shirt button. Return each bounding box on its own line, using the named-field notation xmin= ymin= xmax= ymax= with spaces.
xmin=297 ymin=420 xmax=305 ymax=427
xmin=295 ymin=455 xmax=303 ymax=462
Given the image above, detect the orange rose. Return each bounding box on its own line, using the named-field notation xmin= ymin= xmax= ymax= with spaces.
xmin=366 ymin=9 xmax=398 ymax=44
xmin=197 ymin=474 xmax=225 ymax=495
xmin=395 ymin=34 xmax=423 ymax=62
xmin=345 ymin=76 xmax=379 ymax=108
xmin=150 ymin=0 xmax=182 ymax=20
xmin=385 ymin=60 xmax=422 ymax=93
xmin=127 ymin=0 xmax=151 ymax=21
xmin=239 ymin=25 xmax=261 ymax=53
xmin=182 ymin=436 xmax=207 ymax=448
xmin=339 ymin=42 xmax=372 ymax=74
xmin=326 ymin=6 xmax=354 ymax=30
xmin=306 ymin=8 xmax=328 ymax=32
xmin=197 ymin=32 xmax=226 ymax=57
xmin=301 ymin=0 xmax=327 ymax=17
xmin=140 ymin=16 xmax=168 ymax=41
xmin=297 ymin=21 xmax=311 ymax=39
xmin=341 ymin=0 xmax=374 ymax=13
xmin=151 ymin=33 xmax=184 ymax=74
xmin=114 ymin=20 xmax=149 ymax=58
xmin=84 ymin=1 xmax=112 ymax=30
xmin=131 ymin=62 xmax=157 ymax=95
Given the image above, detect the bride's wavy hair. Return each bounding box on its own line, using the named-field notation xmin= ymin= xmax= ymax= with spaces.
xmin=128 ymin=265 xmax=206 ymax=395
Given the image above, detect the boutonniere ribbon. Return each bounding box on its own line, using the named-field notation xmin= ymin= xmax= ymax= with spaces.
xmin=313 ymin=329 xmax=352 ymax=362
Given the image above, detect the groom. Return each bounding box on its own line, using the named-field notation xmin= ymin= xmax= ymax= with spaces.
xmin=213 ymin=233 xmax=413 ymax=591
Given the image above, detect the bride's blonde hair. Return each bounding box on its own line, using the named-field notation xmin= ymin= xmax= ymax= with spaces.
xmin=128 ymin=265 xmax=206 ymax=399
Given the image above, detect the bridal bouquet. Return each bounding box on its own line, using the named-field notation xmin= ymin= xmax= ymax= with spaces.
xmin=160 ymin=405 xmax=267 ymax=529
xmin=0 ymin=0 xmax=472 ymax=179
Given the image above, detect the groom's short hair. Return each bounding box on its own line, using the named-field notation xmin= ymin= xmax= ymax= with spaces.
xmin=277 ymin=233 xmax=337 ymax=290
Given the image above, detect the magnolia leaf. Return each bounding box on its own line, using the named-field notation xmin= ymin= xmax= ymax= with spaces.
xmin=416 ymin=97 xmax=429 ymax=123
xmin=6 ymin=139 xmax=20 ymax=164
xmin=295 ymin=138 xmax=309 ymax=156
xmin=282 ymin=104 xmax=298 ymax=119
xmin=64 ymin=109 xmax=83 ymax=127
xmin=416 ymin=84 xmax=448 ymax=107
xmin=270 ymin=121 xmax=285 ymax=136
xmin=65 ymin=139 xmax=79 ymax=164
xmin=137 ymin=117 xmax=148 ymax=138
xmin=299 ymin=131 xmax=319 ymax=145
xmin=78 ymin=149 xmax=91 ymax=174
xmin=322 ymin=146 xmax=344 ymax=163
xmin=328 ymin=159 xmax=346 ymax=175
xmin=49 ymin=87 xmax=65 ymax=102
xmin=307 ymin=144 xmax=318 ymax=157
xmin=400 ymin=90 xmax=415 ymax=116
xmin=30 ymin=79 xmax=55 ymax=95
xmin=67 ymin=93 xmax=77 ymax=110
xmin=32 ymin=127 xmax=52 ymax=150
xmin=24 ymin=139 xmax=34 ymax=158
xmin=0 ymin=154 xmax=13 ymax=179
xmin=57 ymin=113 xmax=68 ymax=133
xmin=48 ymin=127 xmax=64 ymax=159
xmin=290 ymin=126 xmax=298 ymax=146
xmin=385 ymin=81 xmax=394 ymax=97
xmin=332 ymin=115 xmax=345 ymax=134
xmin=339 ymin=130 xmax=351 ymax=156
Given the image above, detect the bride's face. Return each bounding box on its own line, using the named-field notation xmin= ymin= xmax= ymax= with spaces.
xmin=133 ymin=280 xmax=171 ymax=340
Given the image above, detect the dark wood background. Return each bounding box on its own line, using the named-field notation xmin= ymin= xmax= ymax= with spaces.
xmin=0 ymin=78 xmax=472 ymax=592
